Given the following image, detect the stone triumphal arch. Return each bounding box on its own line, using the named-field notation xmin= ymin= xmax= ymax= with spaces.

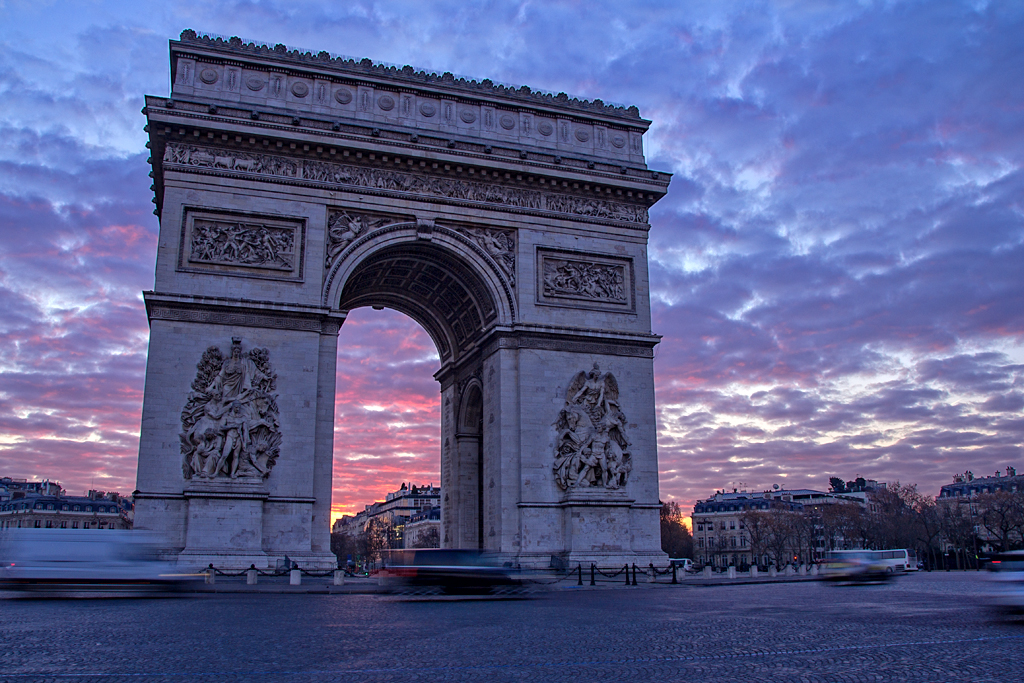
xmin=133 ymin=31 xmax=671 ymax=569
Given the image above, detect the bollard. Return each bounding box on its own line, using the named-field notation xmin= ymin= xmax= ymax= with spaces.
xmin=671 ymin=564 xmax=678 ymax=584
xmin=798 ymin=564 xmax=807 ymax=576
xmin=727 ymin=566 xmax=736 ymax=579
xmin=577 ymin=564 xmax=583 ymax=586
xmin=624 ymin=564 xmax=630 ymax=585
xmin=590 ymin=563 xmax=596 ymax=586
xmin=784 ymin=565 xmax=794 ymax=576
xmin=206 ymin=564 xmax=216 ymax=585
xmin=703 ymin=566 xmax=712 ymax=578
xmin=334 ymin=569 xmax=345 ymax=586
xmin=750 ymin=566 xmax=758 ymax=579
xmin=631 ymin=563 xmax=638 ymax=586
xmin=290 ymin=568 xmax=301 ymax=585
xmin=810 ymin=564 xmax=819 ymax=577
xmin=768 ymin=566 xmax=777 ymax=577
xmin=246 ymin=565 xmax=258 ymax=585
xmin=648 ymin=563 xmax=656 ymax=583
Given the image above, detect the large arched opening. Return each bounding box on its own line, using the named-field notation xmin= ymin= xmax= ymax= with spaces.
xmin=328 ymin=233 xmax=510 ymax=551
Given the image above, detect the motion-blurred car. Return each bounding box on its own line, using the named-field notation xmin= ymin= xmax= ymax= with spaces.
xmin=669 ymin=558 xmax=694 ymax=573
xmin=378 ymin=549 xmax=521 ymax=594
xmin=985 ymin=551 xmax=1024 ymax=615
xmin=0 ymin=529 xmax=198 ymax=596
xmin=819 ymin=550 xmax=891 ymax=582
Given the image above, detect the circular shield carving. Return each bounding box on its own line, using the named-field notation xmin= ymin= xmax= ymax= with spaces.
xmin=575 ymin=128 xmax=591 ymax=142
xmin=245 ymin=76 xmax=265 ymax=91
xmin=378 ymin=95 xmax=396 ymax=111
xmin=199 ymin=68 xmax=218 ymax=84
xmin=499 ymin=114 xmax=516 ymax=130
xmin=538 ymin=122 xmax=554 ymax=136
xmin=291 ymin=82 xmax=309 ymax=98
xmin=420 ymin=102 xmax=437 ymax=117
xmin=460 ymin=109 xmax=477 ymax=124
xmin=334 ymin=88 xmax=353 ymax=104
xmin=612 ymin=134 xmax=627 ymax=148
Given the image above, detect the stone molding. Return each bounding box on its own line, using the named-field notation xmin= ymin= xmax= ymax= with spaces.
xmin=481 ymin=332 xmax=656 ymax=360
xmin=162 ymin=142 xmax=649 ymax=226
xmin=145 ymin=292 xmax=339 ymax=334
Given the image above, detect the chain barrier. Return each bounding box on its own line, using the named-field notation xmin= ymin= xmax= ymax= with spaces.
xmin=201 ymin=562 xmax=714 ymax=586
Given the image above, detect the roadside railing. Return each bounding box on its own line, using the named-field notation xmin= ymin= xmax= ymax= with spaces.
xmin=199 ymin=561 xmax=822 ymax=587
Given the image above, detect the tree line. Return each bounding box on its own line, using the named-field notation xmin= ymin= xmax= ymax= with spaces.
xmin=733 ymin=483 xmax=1024 ymax=570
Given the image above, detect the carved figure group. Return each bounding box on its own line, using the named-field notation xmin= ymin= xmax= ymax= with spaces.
xmin=543 ymin=260 xmax=626 ymax=302
xmin=463 ymin=228 xmax=516 ymax=285
xmin=190 ymin=220 xmax=294 ymax=270
xmin=324 ymin=211 xmax=396 ymax=266
xmin=553 ymin=364 xmax=632 ymax=491
xmin=180 ymin=339 xmax=281 ymax=481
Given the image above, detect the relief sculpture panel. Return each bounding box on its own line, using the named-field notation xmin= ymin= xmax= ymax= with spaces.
xmin=180 ymin=338 xmax=281 ymax=482
xmin=179 ymin=209 xmax=305 ymax=281
xmin=553 ymin=365 xmax=632 ymax=492
xmin=537 ymin=249 xmax=633 ymax=311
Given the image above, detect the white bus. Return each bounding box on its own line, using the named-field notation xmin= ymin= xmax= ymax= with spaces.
xmin=821 ymin=549 xmax=917 ymax=579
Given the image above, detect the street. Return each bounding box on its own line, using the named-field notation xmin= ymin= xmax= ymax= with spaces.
xmin=1 ymin=572 xmax=1020 ymax=682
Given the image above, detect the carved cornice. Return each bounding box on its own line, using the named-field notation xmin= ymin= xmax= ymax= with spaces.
xmin=480 ymin=330 xmax=658 ymax=360
xmin=176 ymin=30 xmax=644 ymax=122
xmin=161 ymin=142 xmax=649 ymax=227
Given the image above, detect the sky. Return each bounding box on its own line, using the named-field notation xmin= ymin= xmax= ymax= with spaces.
xmin=1 ymin=0 xmax=1022 ymax=523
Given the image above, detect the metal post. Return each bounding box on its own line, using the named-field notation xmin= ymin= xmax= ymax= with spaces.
xmin=649 ymin=563 xmax=656 ymax=584
xmin=206 ymin=563 xmax=215 ymax=585
xmin=671 ymin=563 xmax=678 ymax=584
xmin=590 ymin=563 xmax=596 ymax=586
xmin=624 ymin=564 xmax=630 ymax=585
xmin=577 ymin=564 xmax=583 ymax=586
xmin=631 ymin=563 xmax=638 ymax=586
xmin=246 ymin=564 xmax=258 ymax=585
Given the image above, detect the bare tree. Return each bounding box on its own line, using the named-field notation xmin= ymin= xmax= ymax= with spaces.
xmin=740 ymin=509 xmax=770 ymax=568
xmin=976 ymin=491 xmax=1024 ymax=552
xmin=411 ymin=527 xmax=440 ymax=549
xmin=660 ymin=501 xmax=695 ymax=559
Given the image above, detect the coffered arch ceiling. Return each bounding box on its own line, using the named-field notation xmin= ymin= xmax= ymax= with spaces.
xmin=337 ymin=243 xmax=499 ymax=364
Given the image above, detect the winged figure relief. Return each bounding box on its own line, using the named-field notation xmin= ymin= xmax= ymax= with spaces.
xmin=553 ymin=364 xmax=632 ymax=491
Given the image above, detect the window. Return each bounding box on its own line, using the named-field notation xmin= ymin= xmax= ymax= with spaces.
xmin=47 ymin=504 xmax=54 ymax=510
xmin=730 ymin=537 xmax=736 ymax=548
xmin=698 ymin=538 xmax=704 ymax=548
xmin=729 ymin=521 xmax=736 ymax=530
xmin=62 ymin=505 xmax=69 ymax=511
xmin=739 ymin=521 xmax=745 ymax=529
xmin=45 ymin=521 xmax=53 ymax=528
xmin=73 ymin=505 xmax=80 ymax=511
xmin=34 ymin=520 xmax=41 ymax=528
xmin=72 ymin=522 xmax=79 ymax=529
xmin=61 ymin=521 xmax=67 ymax=528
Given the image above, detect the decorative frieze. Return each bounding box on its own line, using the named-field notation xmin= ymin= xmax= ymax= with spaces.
xmin=163 ymin=142 xmax=649 ymax=225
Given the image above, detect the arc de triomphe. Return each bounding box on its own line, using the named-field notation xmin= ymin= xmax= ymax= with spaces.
xmin=133 ymin=31 xmax=671 ymax=569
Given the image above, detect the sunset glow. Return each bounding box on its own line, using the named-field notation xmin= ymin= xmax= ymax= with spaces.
xmin=1 ymin=1 xmax=1021 ymax=522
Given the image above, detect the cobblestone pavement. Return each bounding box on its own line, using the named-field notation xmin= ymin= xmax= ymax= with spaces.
xmin=1 ymin=572 xmax=1021 ymax=682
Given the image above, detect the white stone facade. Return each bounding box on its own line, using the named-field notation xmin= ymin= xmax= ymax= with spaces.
xmin=134 ymin=32 xmax=671 ymax=569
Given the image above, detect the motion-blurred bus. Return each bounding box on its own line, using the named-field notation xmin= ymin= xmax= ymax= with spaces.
xmin=0 ymin=529 xmax=198 ymax=596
